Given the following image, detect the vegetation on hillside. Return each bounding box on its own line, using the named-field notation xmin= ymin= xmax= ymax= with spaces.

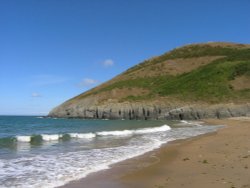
xmin=125 ymin=44 xmax=250 ymax=74
xmin=156 ymin=60 xmax=250 ymax=102
xmin=73 ymin=43 xmax=250 ymax=103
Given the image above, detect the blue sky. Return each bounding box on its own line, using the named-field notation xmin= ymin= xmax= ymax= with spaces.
xmin=0 ymin=0 xmax=250 ymax=115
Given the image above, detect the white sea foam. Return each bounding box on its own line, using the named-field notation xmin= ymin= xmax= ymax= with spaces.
xmin=16 ymin=136 xmax=31 ymax=142
xmin=97 ymin=130 xmax=133 ymax=136
xmin=41 ymin=134 xmax=61 ymax=141
xmin=97 ymin=125 xmax=171 ymax=136
xmin=69 ymin=133 xmax=96 ymax=139
xmin=14 ymin=125 xmax=172 ymax=144
xmin=180 ymin=120 xmax=203 ymax=126
xmin=135 ymin=125 xmax=171 ymax=134
xmin=0 ymin=136 xmax=165 ymax=188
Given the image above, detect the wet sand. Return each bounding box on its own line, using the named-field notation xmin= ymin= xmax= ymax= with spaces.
xmin=60 ymin=118 xmax=250 ymax=188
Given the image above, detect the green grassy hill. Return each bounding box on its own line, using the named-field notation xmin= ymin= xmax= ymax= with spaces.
xmin=49 ymin=42 xmax=250 ymax=119
xmin=71 ymin=42 xmax=250 ymax=103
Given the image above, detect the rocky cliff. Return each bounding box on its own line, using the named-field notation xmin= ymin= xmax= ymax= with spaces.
xmin=49 ymin=42 xmax=250 ymax=120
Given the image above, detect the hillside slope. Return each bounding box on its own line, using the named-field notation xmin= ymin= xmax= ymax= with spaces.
xmin=49 ymin=42 xmax=250 ymax=120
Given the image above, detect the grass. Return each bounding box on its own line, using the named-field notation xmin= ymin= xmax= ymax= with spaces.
xmin=96 ymin=75 xmax=173 ymax=93
xmin=156 ymin=60 xmax=250 ymax=102
xmin=97 ymin=60 xmax=250 ymax=103
xmin=119 ymin=95 xmax=152 ymax=102
xmin=71 ymin=44 xmax=250 ymax=103
xmin=125 ymin=44 xmax=250 ymax=75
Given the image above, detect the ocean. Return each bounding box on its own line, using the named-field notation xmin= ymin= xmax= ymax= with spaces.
xmin=0 ymin=116 xmax=222 ymax=188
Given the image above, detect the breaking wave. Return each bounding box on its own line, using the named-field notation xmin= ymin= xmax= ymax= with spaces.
xmin=0 ymin=125 xmax=171 ymax=146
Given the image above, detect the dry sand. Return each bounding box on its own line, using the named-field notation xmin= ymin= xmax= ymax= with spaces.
xmin=60 ymin=117 xmax=250 ymax=188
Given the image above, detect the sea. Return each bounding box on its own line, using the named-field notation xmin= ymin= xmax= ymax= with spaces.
xmin=0 ymin=116 xmax=223 ymax=188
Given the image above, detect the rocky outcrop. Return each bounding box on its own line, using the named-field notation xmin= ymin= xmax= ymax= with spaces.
xmin=165 ymin=104 xmax=250 ymax=120
xmin=48 ymin=100 xmax=250 ymax=120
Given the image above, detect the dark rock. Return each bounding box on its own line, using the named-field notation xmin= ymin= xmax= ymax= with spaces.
xmin=48 ymin=101 xmax=250 ymax=120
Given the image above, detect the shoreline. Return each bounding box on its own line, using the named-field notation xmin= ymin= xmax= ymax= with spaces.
xmin=59 ymin=117 xmax=250 ymax=188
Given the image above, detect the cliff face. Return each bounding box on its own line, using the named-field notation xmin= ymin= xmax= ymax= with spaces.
xmin=49 ymin=100 xmax=250 ymax=120
xmin=49 ymin=42 xmax=250 ymax=120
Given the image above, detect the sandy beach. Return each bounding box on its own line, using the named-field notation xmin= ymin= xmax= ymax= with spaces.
xmin=60 ymin=117 xmax=250 ymax=188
